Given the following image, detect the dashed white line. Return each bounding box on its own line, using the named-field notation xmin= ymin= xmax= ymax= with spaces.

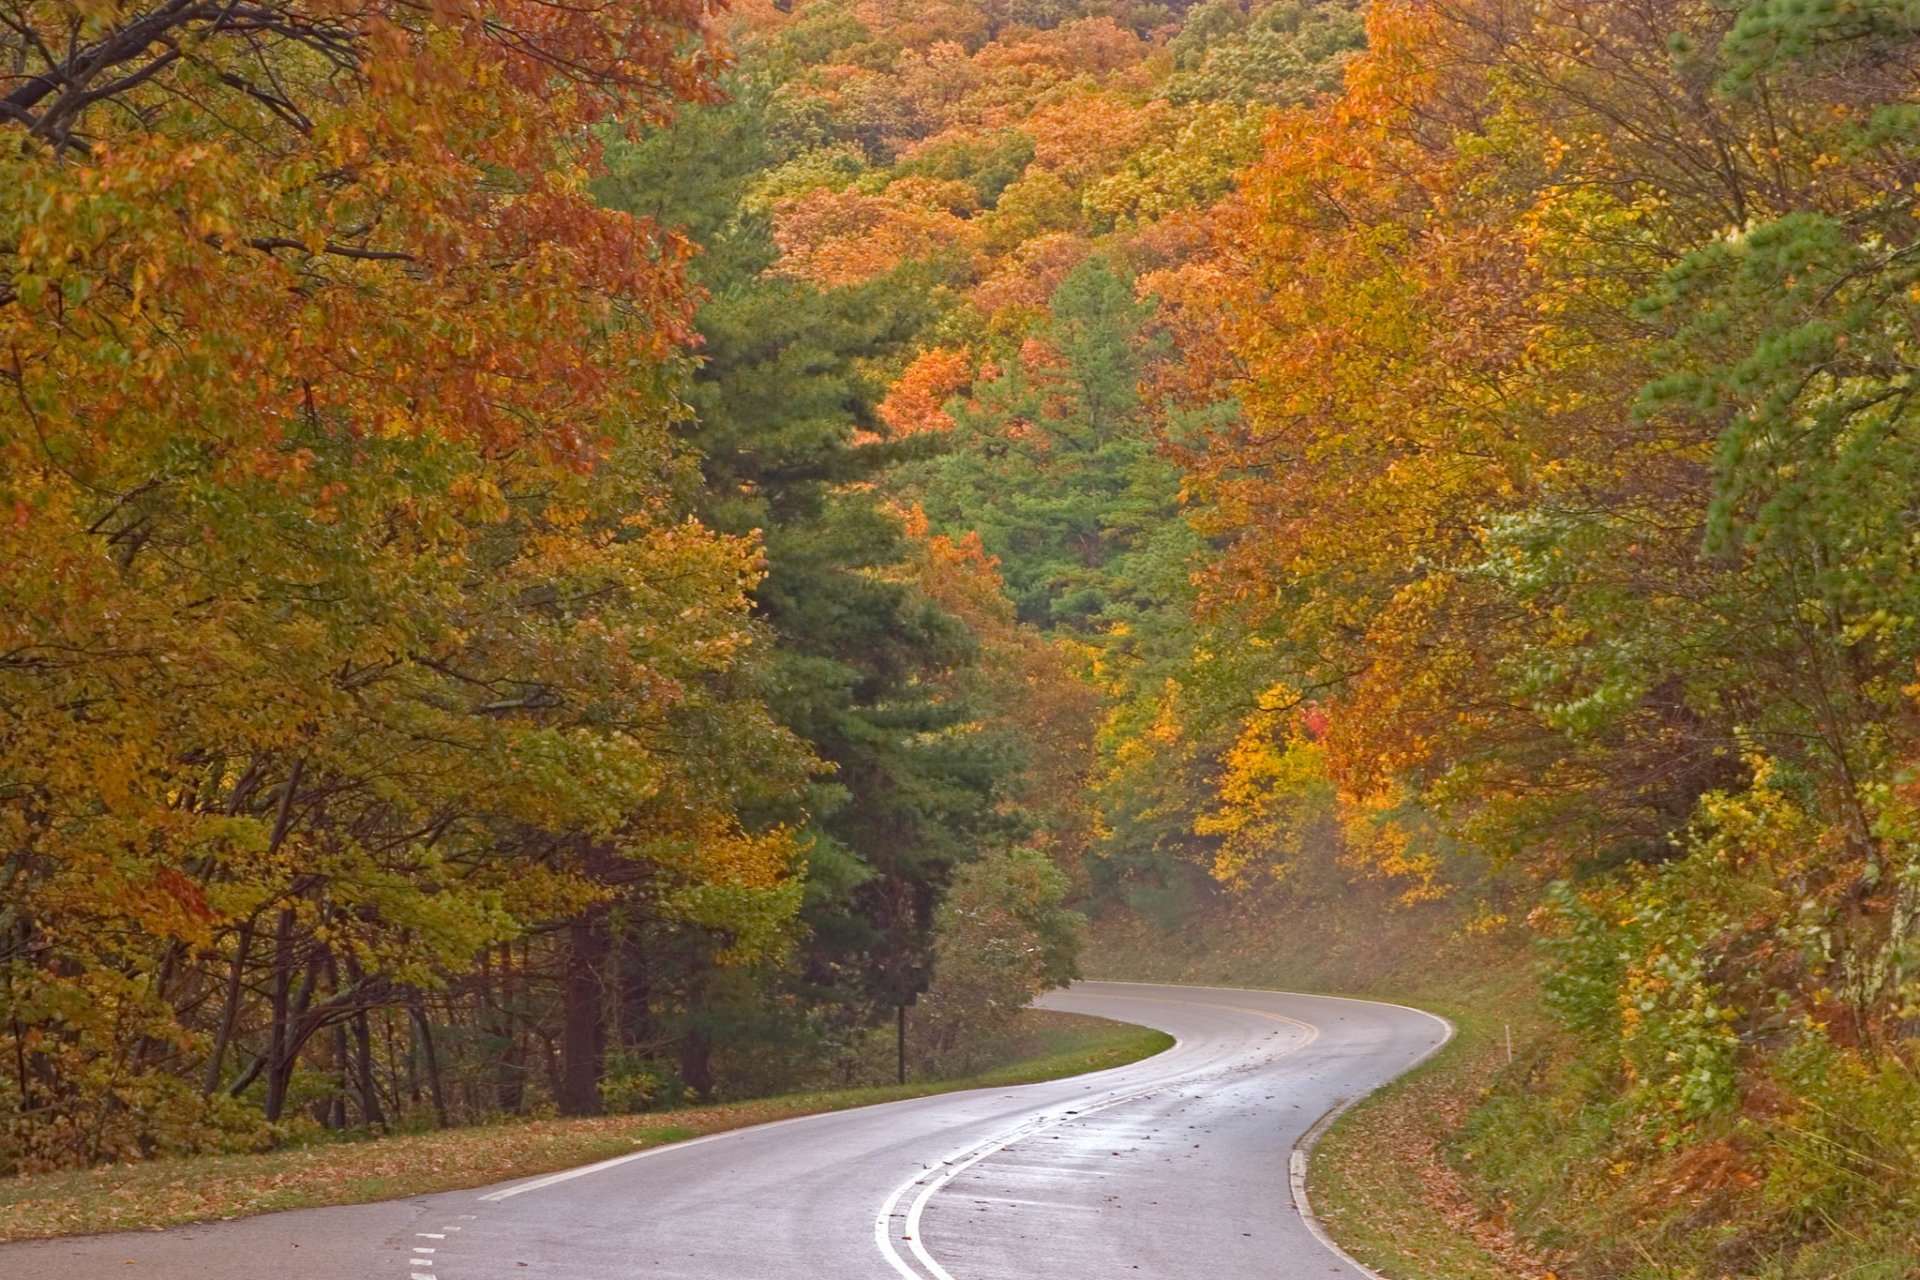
xmin=417 ymin=1233 xmax=445 ymax=1239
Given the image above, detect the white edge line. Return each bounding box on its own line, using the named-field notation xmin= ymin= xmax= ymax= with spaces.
xmin=488 ymin=991 xmax=1182 ymax=1206
xmin=478 ymin=1109 xmax=841 ymax=1201
xmin=1288 ymin=1015 xmax=1457 ymax=1280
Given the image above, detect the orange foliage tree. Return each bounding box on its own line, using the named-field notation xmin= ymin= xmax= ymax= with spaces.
xmin=1 ymin=0 xmax=809 ymax=1165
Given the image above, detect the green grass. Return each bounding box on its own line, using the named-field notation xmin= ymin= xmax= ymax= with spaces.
xmin=1309 ymin=996 xmax=1556 ymax=1280
xmin=0 ymin=1008 xmax=1169 ymax=1243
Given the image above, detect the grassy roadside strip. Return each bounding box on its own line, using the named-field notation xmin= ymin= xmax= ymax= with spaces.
xmin=0 ymin=1009 xmax=1170 ymax=1243
xmin=1308 ymin=997 xmax=1557 ymax=1280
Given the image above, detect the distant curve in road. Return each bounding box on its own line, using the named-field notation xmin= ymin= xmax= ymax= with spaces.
xmin=0 ymin=982 xmax=1450 ymax=1280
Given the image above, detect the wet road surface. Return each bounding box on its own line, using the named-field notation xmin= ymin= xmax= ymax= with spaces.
xmin=0 ymin=982 xmax=1449 ymax=1280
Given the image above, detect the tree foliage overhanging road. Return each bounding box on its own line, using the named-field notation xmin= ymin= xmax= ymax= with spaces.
xmin=5 ymin=0 xmax=1920 ymax=1272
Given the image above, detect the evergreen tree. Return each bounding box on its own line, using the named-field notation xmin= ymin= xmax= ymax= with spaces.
xmin=597 ymin=85 xmax=1020 ymax=1090
xmin=910 ymin=258 xmax=1181 ymax=631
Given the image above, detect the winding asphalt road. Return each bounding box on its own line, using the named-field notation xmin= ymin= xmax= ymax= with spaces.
xmin=0 ymin=982 xmax=1449 ymax=1280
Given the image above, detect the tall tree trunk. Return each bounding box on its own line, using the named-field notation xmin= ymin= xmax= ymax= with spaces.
xmin=619 ymin=924 xmax=654 ymax=1053
xmin=202 ymin=918 xmax=254 ymax=1095
xmin=382 ymin=1008 xmax=400 ymax=1121
xmin=494 ymin=943 xmax=525 ymax=1113
xmin=262 ymin=940 xmax=320 ymax=1122
xmin=680 ymin=1025 xmax=713 ymax=1102
xmin=133 ymin=941 xmax=187 ymax=1074
xmin=210 ymin=761 xmax=303 ymax=1099
xmin=328 ymin=1021 xmax=349 ymax=1129
xmin=407 ymin=995 xmax=448 ymax=1127
xmin=350 ymin=1009 xmax=384 ymax=1128
xmin=262 ymin=907 xmax=295 ymax=1121
xmin=557 ymin=917 xmax=607 ymax=1117
xmin=336 ymin=951 xmax=384 ymax=1128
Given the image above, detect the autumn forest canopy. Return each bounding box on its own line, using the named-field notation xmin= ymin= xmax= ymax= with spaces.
xmin=5 ymin=0 xmax=1920 ymax=1270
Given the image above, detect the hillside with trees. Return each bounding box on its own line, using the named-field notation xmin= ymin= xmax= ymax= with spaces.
xmin=6 ymin=0 xmax=1920 ymax=1275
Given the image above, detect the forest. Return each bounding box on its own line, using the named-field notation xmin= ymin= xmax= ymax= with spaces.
xmin=4 ymin=0 xmax=1920 ymax=1274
